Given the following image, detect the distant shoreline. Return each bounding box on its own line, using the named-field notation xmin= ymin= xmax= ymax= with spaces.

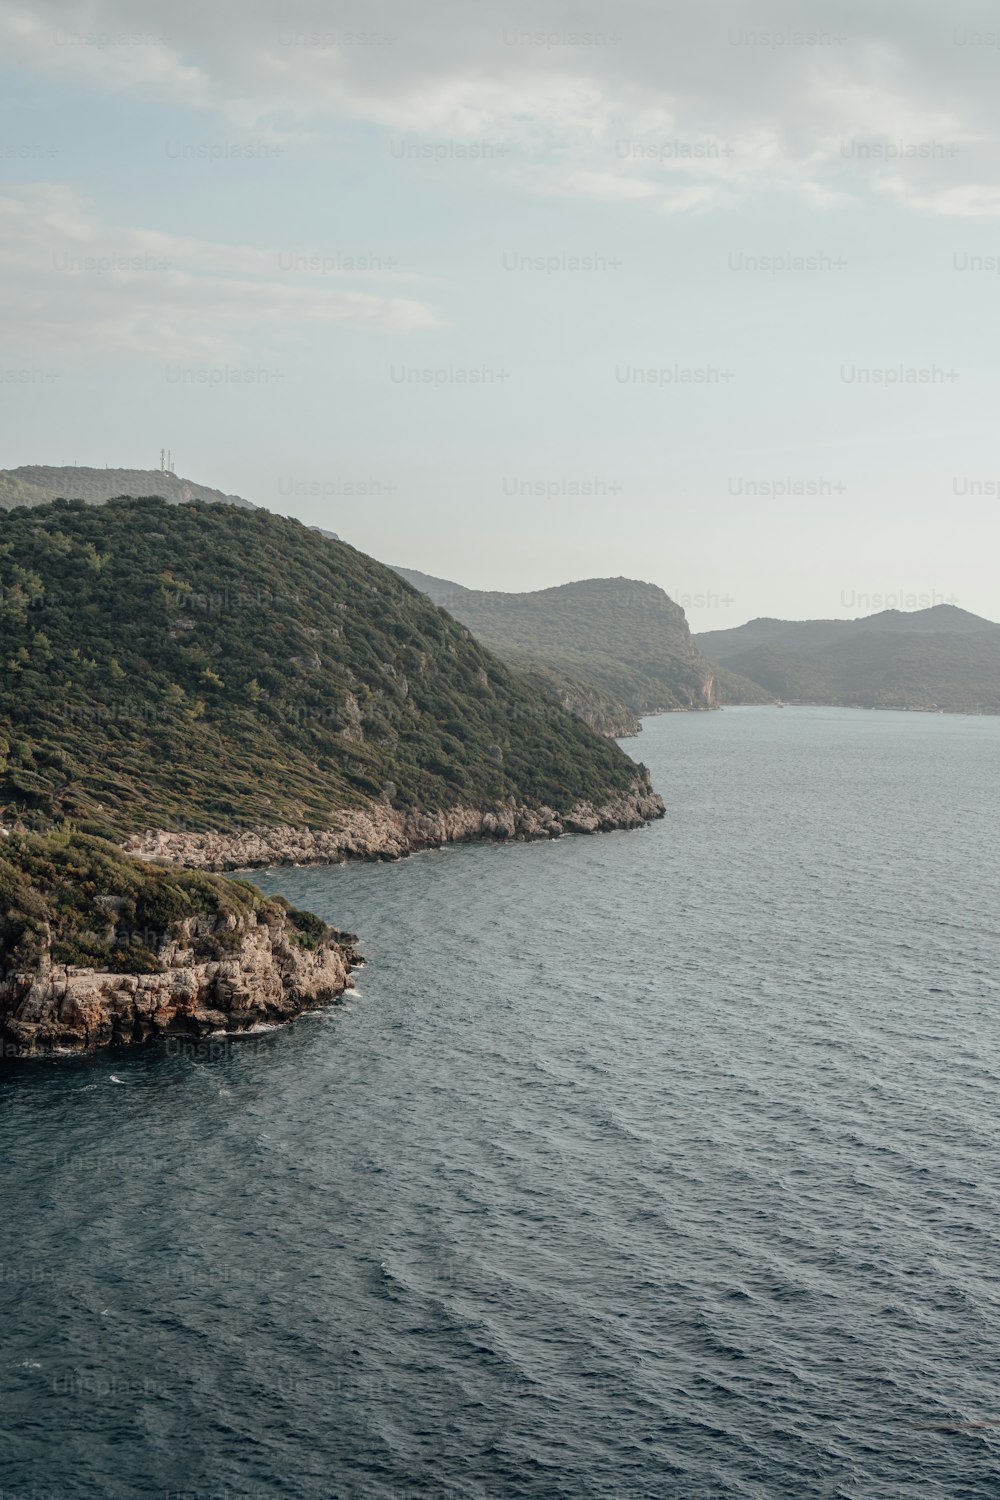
xmin=717 ymin=702 xmax=998 ymax=717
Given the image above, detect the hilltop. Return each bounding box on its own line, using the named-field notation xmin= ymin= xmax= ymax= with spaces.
xmin=0 ymin=465 xmax=255 ymax=512
xmin=0 ymin=499 xmax=661 ymax=863
xmin=696 ymin=605 xmax=1000 ymax=712
xmin=392 ymin=568 xmax=772 ymax=733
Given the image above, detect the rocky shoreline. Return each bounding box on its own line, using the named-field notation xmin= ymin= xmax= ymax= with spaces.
xmin=1 ymin=906 xmax=361 ymax=1058
xmin=1 ymin=782 xmax=661 ymax=1056
xmin=122 ymin=781 xmax=666 ymax=871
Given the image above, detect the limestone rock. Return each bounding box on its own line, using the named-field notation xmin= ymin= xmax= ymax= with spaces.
xmin=121 ymin=778 xmax=666 ymax=871
xmin=1 ymin=908 xmax=361 ymax=1057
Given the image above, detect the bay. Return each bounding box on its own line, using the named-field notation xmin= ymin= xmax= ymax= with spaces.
xmin=3 ymin=706 xmax=1000 ymax=1498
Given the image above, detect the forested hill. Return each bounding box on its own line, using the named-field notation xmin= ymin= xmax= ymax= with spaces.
xmin=0 ymin=498 xmax=652 ymax=834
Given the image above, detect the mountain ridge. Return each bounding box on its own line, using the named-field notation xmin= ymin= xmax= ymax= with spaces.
xmin=391 ymin=567 xmax=772 ymax=733
xmin=696 ymin=604 xmax=1000 ymax=712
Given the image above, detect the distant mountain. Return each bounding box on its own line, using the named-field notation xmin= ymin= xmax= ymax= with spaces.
xmin=392 ymin=568 xmax=772 ymax=733
xmin=0 ymin=465 xmax=255 ymax=512
xmin=696 ymin=605 xmax=1000 ymax=712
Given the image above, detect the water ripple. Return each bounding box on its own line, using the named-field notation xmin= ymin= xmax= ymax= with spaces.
xmin=3 ymin=707 xmax=1000 ymax=1497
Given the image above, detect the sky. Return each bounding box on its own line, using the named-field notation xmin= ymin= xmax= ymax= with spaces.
xmin=2 ymin=0 xmax=1000 ymax=629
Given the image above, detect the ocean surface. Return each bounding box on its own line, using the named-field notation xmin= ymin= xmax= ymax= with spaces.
xmin=3 ymin=706 xmax=1000 ymax=1499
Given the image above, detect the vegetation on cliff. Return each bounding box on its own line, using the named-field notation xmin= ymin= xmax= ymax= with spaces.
xmin=0 ymin=498 xmax=649 ymax=835
xmin=391 ymin=567 xmax=772 ymax=726
xmin=516 ymin=663 xmax=642 ymax=737
xmin=0 ymin=829 xmax=330 ymax=975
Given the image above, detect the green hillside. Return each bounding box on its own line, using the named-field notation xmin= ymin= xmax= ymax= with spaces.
xmin=0 ymin=829 xmax=327 ymax=974
xmin=392 ymin=568 xmax=772 ymax=726
xmin=0 ymin=499 xmax=651 ymax=835
xmin=516 ymin=663 xmax=643 ymax=737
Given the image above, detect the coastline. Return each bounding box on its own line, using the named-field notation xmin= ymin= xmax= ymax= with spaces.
xmin=721 ymin=699 xmax=997 ymax=716
xmin=121 ymin=779 xmax=666 ymax=872
xmin=1 ymin=905 xmax=361 ymax=1058
xmin=0 ymin=779 xmax=662 ymax=1057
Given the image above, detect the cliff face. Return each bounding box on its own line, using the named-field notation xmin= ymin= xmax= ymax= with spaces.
xmin=517 ymin=665 xmax=643 ymax=737
xmin=0 ymin=831 xmax=362 ymax=1057
xmin=389 ymin=569 xmax=773 ymax=720
xmin=1 ymin=906 xmax=360 ymax=1057
xmin=122 ymin=779 xmax=666 ymax=871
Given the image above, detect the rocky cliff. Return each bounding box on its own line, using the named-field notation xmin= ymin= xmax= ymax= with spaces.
xmin=1 ymin=906 xmax=360 ymax=1057
xmin=0 ymin=781 xmax=659 ymax=1054
xmin=390 ymin=568 xmax=772 ymax=721
xmin=517 ymin=664 xmax=643 ymax=737
xmin=0 ymin=832 xmax=361 ymax=1056
xmin=122 ymin=779 xmax=665 ymax=871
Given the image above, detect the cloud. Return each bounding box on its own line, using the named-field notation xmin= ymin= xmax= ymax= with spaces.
xmin=540 ymin=170 xmax=660 ymax=202
xmin=3 ymin=0 xmax=1000 ymax=215
xmin=877 ymin=176 xmax=1000 ymax=218
xmin=0 ymin=3 xmax=212 ymax=109
xmin=0 ymin=184 xmax=442 ymax=366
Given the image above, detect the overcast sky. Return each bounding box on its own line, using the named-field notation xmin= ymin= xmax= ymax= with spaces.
xmin=3 ymin=0 xmax=1000 ymax=627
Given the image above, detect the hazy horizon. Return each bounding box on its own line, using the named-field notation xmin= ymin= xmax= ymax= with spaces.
xmin=3 ymin=461 xmax=991 ymax=632
xmin=3 ymin=0 xmax=999 ymax=628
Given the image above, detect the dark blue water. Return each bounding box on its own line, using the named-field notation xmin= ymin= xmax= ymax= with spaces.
xmin=4 ymin=707 xmax=1000 ymax=1499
